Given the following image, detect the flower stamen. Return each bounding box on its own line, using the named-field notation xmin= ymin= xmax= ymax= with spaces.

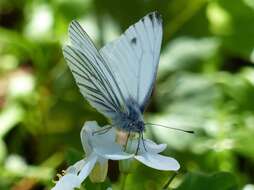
xmin=52 ymin=170 xmax=66 ymax=184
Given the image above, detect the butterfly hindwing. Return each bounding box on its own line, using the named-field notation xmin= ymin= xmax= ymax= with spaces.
xmin=100 ymin=12 xmax=162 ymax=112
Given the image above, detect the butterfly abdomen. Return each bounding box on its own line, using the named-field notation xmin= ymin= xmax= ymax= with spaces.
xmin=113 ymin=98 xmax=145 ymax=133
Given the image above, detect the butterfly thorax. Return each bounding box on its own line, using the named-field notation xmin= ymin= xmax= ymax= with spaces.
xmin=112 ymin=98 xmax=145 ymax=133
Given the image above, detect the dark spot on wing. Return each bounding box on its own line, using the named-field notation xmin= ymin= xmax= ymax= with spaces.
xmin=141 ymin=18 xmax=144 ymax=22
xmin=131 ymin=37 xmax=137 ymax=44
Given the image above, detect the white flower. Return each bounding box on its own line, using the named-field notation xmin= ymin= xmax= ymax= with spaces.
xmin=52 ymin=121 xmax=132 ymax=190
xmin=52 ymin=121 xmax=180 ymax=190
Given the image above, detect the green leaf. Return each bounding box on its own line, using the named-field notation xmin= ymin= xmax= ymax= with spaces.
xmin=0 ymin=104 xmax=23 ymax=138
xmin=175 ymin=172 xmax=238 ymax=190
xmin=207 ymin=0 xmax=254 ymax=60
xmin=65 ymin=148 xmax=83 ymax=165
xmin=0 ymin=140 xmax=6 ymax=163
xmin=159 ymin=37 xmax=220 ymax=74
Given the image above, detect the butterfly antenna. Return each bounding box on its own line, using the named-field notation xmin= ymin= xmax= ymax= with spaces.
xmin=145 ymin=123 xmax=194 ymax=134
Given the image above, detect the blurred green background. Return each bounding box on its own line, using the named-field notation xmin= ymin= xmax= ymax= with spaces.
xmin=1 ymin=0 xmax=254 ymax=189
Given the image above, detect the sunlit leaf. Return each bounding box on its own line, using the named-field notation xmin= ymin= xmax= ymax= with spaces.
xmin=176 ymin=172 xmax=238 ymax=190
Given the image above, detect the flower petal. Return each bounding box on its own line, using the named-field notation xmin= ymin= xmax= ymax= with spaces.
xmin=135 ymin=153 xmax=180 ymax=171
xmin=90 ymin=128 xmax=116 ymax=149
xmin=78 ymin=153 xmax=98 ymax=181
xmin=142 ymin=139 xmax=167 ymax=153
xmin=128 ymin=139 xmax=167 ymax=154
xmin=66 ymin=159 xmax=85 ymax=174
xmin=51 ymin=173 xmax=81 ymax=190
xmin=81 ymin=121 xmax=100 ymax=155
xmin=92 ymin=126 xmax=116 ymax=144
xmin=93 ymin=140 xmax=133 ymax=160
xmin=81 ymin=122 xmax=133 ymax=160
xmin=81 ymin=121 xmax=116 ymax=156
xmin=95 ymin=144 xmax=133 ymax=160
xmin=52 ymin=159 xmax=87 ymax=190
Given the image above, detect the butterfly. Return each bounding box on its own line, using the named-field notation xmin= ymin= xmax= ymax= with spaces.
xmin=63 ymin=11 xmax=193 ymax=142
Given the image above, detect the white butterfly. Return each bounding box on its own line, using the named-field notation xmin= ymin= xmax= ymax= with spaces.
xmin=63 ymin=12 xmax=162 ymax=135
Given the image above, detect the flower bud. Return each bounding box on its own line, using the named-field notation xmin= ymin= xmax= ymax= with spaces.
xmin=89 ymin=161 xmax=108 ymax=183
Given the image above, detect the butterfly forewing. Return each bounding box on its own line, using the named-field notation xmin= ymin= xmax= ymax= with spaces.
xmin=63 ymin=21 xmax=126 ymax=118
xmin=100 ymin=12 xmax=162 ymax=112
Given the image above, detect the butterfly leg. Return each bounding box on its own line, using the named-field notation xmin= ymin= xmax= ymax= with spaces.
xmin=141 ymin=133 xmax=147 ymax=152
xmin=124 ymin=131 xmax=131 ymax=151
xmin=135 ymin=133 xmax=141 ymax=155
xmin=92 ymin=126 xmax=112 ymax=136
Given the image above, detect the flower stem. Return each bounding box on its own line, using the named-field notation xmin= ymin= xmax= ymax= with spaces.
xmin=163 ymin=172 xmax=178 ymax=190
xmin=95 ymin=183 xmax=102 ymax=190
xmin=120 ymin=173 xmax=128 ymax=190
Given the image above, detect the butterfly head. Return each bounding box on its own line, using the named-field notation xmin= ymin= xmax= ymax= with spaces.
xmin=129 ymin=120 xmax=145 ymax=133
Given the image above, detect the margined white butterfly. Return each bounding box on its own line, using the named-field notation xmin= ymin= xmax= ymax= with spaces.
xmin=63 ymin=11 xmax=193 ymax=150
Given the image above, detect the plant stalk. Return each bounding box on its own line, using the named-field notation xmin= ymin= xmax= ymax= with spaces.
xmin=120 ymin=173 xmax=128 ymax=190
xmin=163 ymin=172 xmax=178 ymax=190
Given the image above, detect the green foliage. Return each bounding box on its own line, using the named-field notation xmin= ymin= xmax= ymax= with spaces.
xmin=176 ymin=172 xmax=238 ymax=190
xmin=1 ymin=0 xmax=254 ymax=189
